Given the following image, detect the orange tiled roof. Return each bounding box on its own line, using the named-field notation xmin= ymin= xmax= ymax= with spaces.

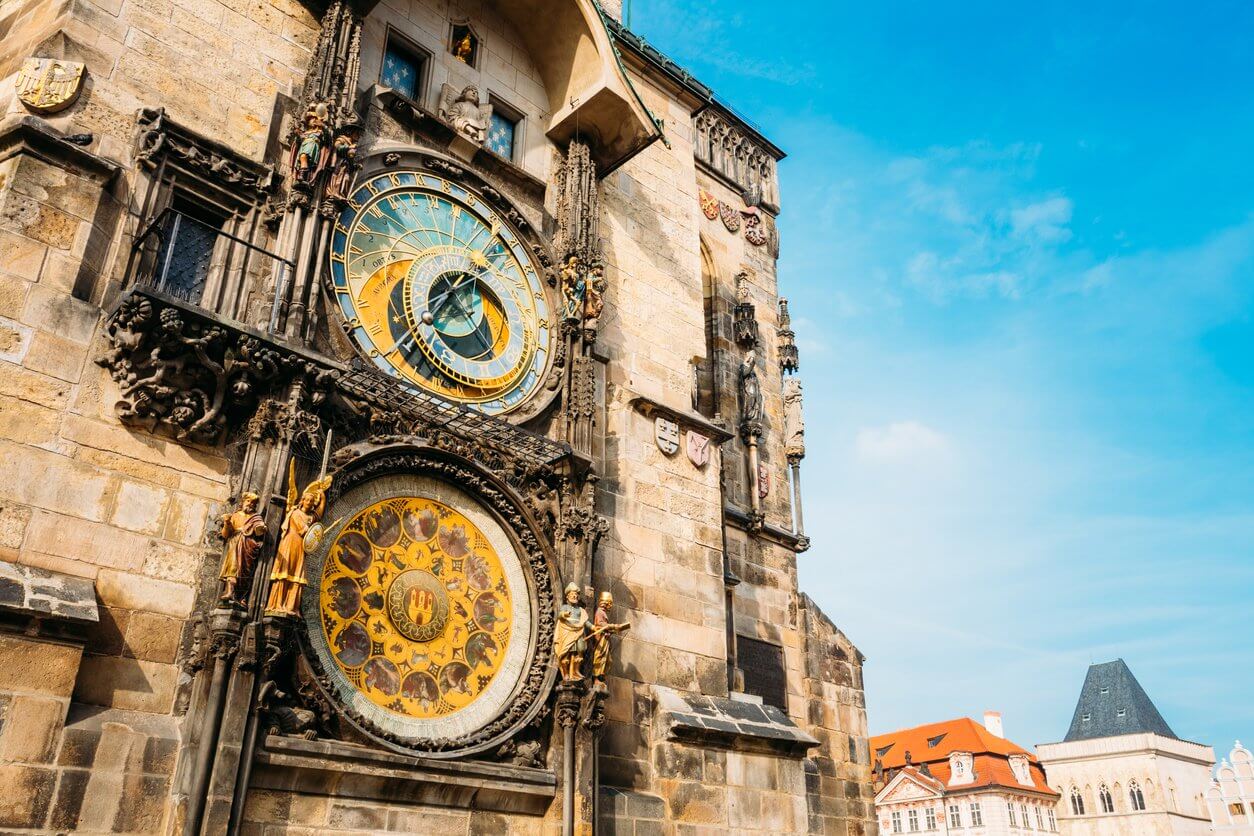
xmin=872 ymin=717 xmax=1059 ymax=798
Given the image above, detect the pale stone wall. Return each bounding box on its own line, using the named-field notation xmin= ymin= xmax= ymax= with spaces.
xmin=360 ymin=0 xmax=551 ymax=176
xmin=0 ymin=0 xmax=875 ymax=832
xmin=1039 ymin=734 xmax=1215 ymax=836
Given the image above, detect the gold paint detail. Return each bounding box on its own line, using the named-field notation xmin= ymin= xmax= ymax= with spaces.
xmin=319 ymin=496 xmax=513 ymax=718
xmin=15 ymin=57 xmax=85 ymax=114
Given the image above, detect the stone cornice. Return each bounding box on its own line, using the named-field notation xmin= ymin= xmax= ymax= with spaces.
xmin=0 ymin=115 xmax=120 ymax=183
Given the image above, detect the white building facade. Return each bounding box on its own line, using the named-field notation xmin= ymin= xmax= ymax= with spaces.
xmin=1037 ymin=660 xmax=1215 ymax=836
xmin=1208 ymin=741 xmax=1254 ymax=833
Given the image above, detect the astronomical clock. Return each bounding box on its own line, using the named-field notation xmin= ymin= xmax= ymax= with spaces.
xmin=306 ymin=158 xmax=563 ymax=757
xmin=300 ymin=453 xmax=555 ymax=756
xmin=329 ymin=169 xmax=554 ymax=416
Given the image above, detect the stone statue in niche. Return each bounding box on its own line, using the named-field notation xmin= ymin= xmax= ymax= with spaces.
xmin=438 ymin=84 xmax=492 ymax=145
xmin=738 ymin=349 xmax=762 ymax=424
xmin=784 ymin=377 xmax=805 ymax=459
xmin=291 ymin=102 xmax=331 ymax=184
xmin=265 ymin=463 xmax=333 ymax=618
xmin=560 ymin=256 xmax=585 ymax=323
xmin=583 ymin=264 xmax=606 ymax=330
xmin=325 ymin=120 xmax=362 ymax=202
xmin=589 ymin=591 xmax=630 ymax=681
xmin=218 ymin=492 xmax=266 ymax=605
xmin=554 ymin=583 xmax=590 ymax=681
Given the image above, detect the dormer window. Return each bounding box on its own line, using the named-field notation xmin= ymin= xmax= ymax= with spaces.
xmin=948 ymin=752 xmax=974 ymax=786
xmin=927 ymin=734 xmax=947 ymax=749
xmin=1117 ymin=708 xmax=1127 ymax=719
xmin=1082 ymin=713 xmax=1091 ymax=722
xmin=1008 ymin=753 xmax=1032 ymax=785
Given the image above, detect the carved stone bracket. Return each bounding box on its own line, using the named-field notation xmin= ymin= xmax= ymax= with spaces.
xmin=555 ymin=681 xmax=585 ymax=730
xmin=733 ymin=272 xmax=758 ymax=348
xmin=96 ymin=292 xmax=335 ymax=444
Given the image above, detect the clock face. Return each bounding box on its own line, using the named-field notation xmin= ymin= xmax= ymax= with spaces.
xmin=329 ymin=171 xmax=553 ymax=415
xmin=304 ymin=476 xmax=534 ymax=745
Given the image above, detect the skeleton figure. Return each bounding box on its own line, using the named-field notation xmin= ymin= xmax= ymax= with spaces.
xmin=438 ymin=84 xmax=493 ymax=144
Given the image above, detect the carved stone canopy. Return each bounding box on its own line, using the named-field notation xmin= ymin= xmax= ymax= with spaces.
xmin=479 ymin=0 xmax=660 ymax=173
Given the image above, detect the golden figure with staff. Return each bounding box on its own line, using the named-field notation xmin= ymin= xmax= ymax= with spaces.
xmin=265 ymin=462 xmax=333 ymax=618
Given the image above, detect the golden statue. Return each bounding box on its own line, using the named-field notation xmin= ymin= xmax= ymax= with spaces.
xmin=589 ymin=591 xmax=629 ymax=680
xmin=454 ymin=32 xmax=474 ymax=63
xmin=553 ymin=583 xmax=590 ymax=681
xmin=265 ymin=462 xmax=333 ymax=618
xmin=218 ymin=492 xmax=266 ymax=605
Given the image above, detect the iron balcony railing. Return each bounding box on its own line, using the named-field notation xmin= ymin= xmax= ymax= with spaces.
xmin=125 ymin=208 xmax=294 ymax=331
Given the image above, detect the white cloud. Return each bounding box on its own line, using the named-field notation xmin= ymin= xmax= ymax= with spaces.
xmin=1010 ymin=197 xmax=1074 ymax=244
xmin=854 ymin=421 xmax=953 ymax=462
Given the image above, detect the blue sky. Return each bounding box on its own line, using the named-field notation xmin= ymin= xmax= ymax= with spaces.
xmin=629 ymin=0 xmax=1254 ymax=752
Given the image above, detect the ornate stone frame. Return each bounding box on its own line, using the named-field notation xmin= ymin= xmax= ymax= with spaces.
xmin=298 ymin=443 xmax=559 ymax=758
xmin=322 ymin=147 xmax=564 ymax=425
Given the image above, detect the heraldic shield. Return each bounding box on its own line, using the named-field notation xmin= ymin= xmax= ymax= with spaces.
xmin=654 ymin=416 xmax=679 ymax=456
xmin=15 ymin=57 xmax=85 ymax=114
xmin=685 ymin=431 xmax=711 ymax=468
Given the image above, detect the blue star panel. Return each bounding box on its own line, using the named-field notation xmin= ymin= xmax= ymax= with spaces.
xmin=486 ymin=112 xmax=516 ymax=160
xmin=381 ymin=42 xmax=419 ymax=100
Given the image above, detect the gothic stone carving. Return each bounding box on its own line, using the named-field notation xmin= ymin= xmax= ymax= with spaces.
xmin=733 ymin=272 xmax=758 ymax=348
xmin=738 ymin=348 xmax=763 ymax=429
xmin=438 ymin=84 xmax=493 ymax=145
xmin=136 ymin=108 xmax=275 ymax=195
xmin=694 ymin=107 xmax=780 ymax=214
xmin=784 ymin=377 xmax=805 ymax=462
xmin=97 ymin=295 xmax=334 ymax=444
xmin=778 ymin=297 xmax=799 ymax=374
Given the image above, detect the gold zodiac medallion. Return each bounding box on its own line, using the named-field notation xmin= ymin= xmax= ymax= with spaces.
xmin=318 ymin=495 xmax=514 ymax=719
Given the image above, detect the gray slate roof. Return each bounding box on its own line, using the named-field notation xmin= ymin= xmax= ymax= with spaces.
xmin=1063 ymin=659 xmax=1177 ymax=742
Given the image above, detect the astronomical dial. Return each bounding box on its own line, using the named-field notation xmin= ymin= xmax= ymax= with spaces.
xmin=305 ymin=481 xmax=534 ymax=745
xmin=329 ymin=171 xmax=552 ymax=415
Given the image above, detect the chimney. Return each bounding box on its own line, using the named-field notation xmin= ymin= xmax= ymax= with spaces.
xmin=984 ymin=711 xmax=1004 ymax=738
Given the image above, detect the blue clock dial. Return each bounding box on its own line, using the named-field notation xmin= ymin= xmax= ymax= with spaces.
xmin=328 ymin=171 xmax=553 ymax=415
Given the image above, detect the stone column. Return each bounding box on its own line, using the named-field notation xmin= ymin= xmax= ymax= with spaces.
xmin=182 ymin=607 xmax=243 ymax=836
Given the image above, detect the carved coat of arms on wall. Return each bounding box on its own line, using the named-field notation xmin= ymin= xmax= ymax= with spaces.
xmin=654 ymin=416 xmax=680 ymax=456
xmin=15 ymin=57 xmax=86 ymax=114
xmin=685 ymin=431 xmax=710 ymax=468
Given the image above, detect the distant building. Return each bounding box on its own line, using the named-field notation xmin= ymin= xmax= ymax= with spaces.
xmin=1207 ymin=741 xmax=1254 ymax=833
xmin=873 ymin=712 xmax=1060 ymax=834
xmin=1037 ymin=660 xmax=1215 ymax=835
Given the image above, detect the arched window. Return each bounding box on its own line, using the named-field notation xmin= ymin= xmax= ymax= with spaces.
xmin=1130 ymin=780 xmax=1146 ymax=811
xmin=1070 ymin=787 xmax=1085 ymax=815
xmin=1099 ymin=785 xmax=1114 ymax=813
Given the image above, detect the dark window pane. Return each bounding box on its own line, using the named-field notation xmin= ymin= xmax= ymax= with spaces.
xmin=738 ymin=635 xmax=787 ymax=710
